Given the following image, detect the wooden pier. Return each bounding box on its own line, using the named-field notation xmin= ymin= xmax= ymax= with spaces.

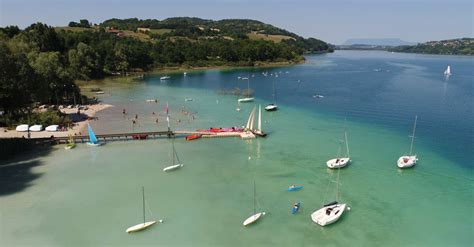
xmin=32 ymin=129 xmax=254 ymax=145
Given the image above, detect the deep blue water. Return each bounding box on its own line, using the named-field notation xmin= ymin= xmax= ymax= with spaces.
xmin=145 ymin=51 xmax=473 ymax=168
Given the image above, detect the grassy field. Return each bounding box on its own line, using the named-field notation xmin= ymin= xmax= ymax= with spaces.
xmin=121 ymin=30 xmax=151 ymax=41
xmin=54 ymin=26 xmax=94 ymax=32
xmin=247 ymin=32 xmax=295 ymax=43
xmin=148 ymin=29 xmax=172 ymax=35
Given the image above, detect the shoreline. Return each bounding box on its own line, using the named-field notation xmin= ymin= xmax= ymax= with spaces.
xmin=0 ymin=104 xmax=113 ymax=139
xmin=148 ymin=60 xmax=306 ymax=74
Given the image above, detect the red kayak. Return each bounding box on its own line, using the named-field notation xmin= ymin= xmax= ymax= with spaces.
xmin=186 ymin=134 xmax=202 ymax=141
xmin=132 ymin=134 xmax=148 ymax=140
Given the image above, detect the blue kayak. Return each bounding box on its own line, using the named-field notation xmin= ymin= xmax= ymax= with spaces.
xmin=291 ymin=202 xmax=301 ymax=214
xmin=287 ymin=185 xmax=304 ymax=191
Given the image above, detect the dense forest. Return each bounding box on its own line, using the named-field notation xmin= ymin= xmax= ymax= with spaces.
xmin=389 ymin=38 xmax=473 ymax=55
xmin=0 ymin=17 xmax=332 ymax=126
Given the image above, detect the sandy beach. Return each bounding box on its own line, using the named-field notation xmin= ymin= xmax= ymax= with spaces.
xmin=0 ymin=103 xmax=113 ymax=139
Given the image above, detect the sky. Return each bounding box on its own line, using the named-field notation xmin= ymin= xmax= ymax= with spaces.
xmin=0 ymin=0 xmax=472 ymax=44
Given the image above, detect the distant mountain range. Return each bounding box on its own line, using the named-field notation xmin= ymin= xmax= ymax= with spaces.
xmin=342 ymin=38 xmax=417 ymax=46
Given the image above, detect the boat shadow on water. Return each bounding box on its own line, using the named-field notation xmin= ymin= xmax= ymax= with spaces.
xmin=0 ymin=140 xmax=53 ymax=196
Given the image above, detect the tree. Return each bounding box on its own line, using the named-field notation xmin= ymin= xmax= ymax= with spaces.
xmin=0 ymin=42 xmax=35 ymax=115
xmin=68 ymin=42 xmax=100 ymax=80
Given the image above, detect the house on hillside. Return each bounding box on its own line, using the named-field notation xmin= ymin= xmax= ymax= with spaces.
xmin=105 ymin=27 xmax=124 ymax=37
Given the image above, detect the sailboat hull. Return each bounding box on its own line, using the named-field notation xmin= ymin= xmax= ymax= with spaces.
xmin=311 ymin=203 xmax=346 ymax=226
xmin=86 ymin=142 xmax=102 ymax=147
xmin=163 ymin=164 xmax=183 ymax=172
xmin=64 ymin=143 xmax=76 ymax=150
xmin=243 ymin=212 xmax=265 ymax=226
xmin=126 ymin=220 xmax=157 ymax=233
xmin=264 ymin=104 xmax=278 ymax=111
xmin=326 ymin=157 xmax=350 ymax=169
xmin=397 ymin=155 xmax=417 ymax=168
xmin=238 ymin=97 xmax=254 ymax=103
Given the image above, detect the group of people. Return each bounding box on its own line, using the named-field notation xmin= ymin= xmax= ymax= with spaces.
xmin=122 ymin=105 xmax=197 ymax=128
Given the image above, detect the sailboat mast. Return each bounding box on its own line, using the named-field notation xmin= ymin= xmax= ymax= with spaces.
xmin=258 ymin=105 xmax=262 ymax=131
xmin=253 ymin=181 xmax=256 ymax=215
xmin=345 ymin=131 xmax=350 ymax=157
xmin=247 ymin=75 xmax=250 ymax=97
xmin=142 ymin=186 xmax=146 ymax=224
xmin=172 ymin=140 xmax=175 ymax=165
xmin=409 ymin=115 xmax=417 ymax=155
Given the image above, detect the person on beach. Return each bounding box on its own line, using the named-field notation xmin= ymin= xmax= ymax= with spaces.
xmin=122 ymin=108 xmax=126 ymax=115
xmin=152 ymin=111 xmax=155 ymax=116
xmin=135 ymin=114 xmax=138 ymax=120
xmin=155 ymin=118 xmax=159 ymax=124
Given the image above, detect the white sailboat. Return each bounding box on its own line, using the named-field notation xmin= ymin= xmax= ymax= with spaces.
xmin=241 ymin=107 xmax=257 ymax=139
xmin=253 ymin=105 xmax=266 ymax=137
xmin=326 ymin=131 xmax=351 ymax=169
xmin=397 ymin=116 xmax=418 ymax=168
xmin=160 ymin=75 xmax=170 ymax=80
xmin=126 ymin=187 xmax=163 ymax=233
xmin=243 ymin=181 xmax=266 ymax=226
xmin=238 ymin=77 xmax=254 ymax=103
xmin=163 ymin=139 xmax=183 ymax=172
xmin=265 ymin=80 xmax=278 ymax=111
xmin=311 ymin=167 xmax=348 ymax=226
xmin=443 ymin=65 xmax=451 ymax=76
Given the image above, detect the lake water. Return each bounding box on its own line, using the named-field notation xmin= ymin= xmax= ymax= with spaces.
xmin=1 ymin=51 xmax=472 ymax=246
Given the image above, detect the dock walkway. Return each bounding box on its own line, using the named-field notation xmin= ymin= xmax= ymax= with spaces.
xmin=32 ymin=130 xmax=255 ymax=144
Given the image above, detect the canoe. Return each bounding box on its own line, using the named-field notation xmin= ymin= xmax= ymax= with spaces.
xmin=126 ymin=220 xmax=163 ymax=233
xmin=64 ymin=143 xmax=76 ymax=150
xmin=243 ymin=212 xmax=265 ymax=226
xmin=291 ymin=202 xmax=301 ymax=214
xmin=185 ymin=134 xmax=202 ymax=141
xmin=132 ymin=134 xmax=148 ymax=140
xmin=163 ymin=164 xmax=183 ymax=172
xmin=287 ymin=185 xmax=304 ymax=191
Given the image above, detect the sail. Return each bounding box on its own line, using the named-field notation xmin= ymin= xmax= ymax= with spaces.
xmin=249 ymin=108 xmax=256 ymax=130
xmin=444 ymin=65 xmax=451 ymax=75
xmin=257 ymin=105 xmax=262 ymax=132
xmin=87 ymin=124 xmax=98 ymax=144
xmin=246 ymin=107 xmax=256 ymax=130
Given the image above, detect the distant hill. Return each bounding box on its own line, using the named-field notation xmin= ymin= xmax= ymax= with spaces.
xmin=98 ymin=17 xmax=333 ymax=54
xmin=389 ymin=38 xmax=474 ymax=55
xmin=342 ymin=38 xmax=416 ymax=46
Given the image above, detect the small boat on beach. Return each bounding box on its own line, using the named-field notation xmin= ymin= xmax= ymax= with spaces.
xmin=45 ymin=125 xmax=59 ymax=132
xmin=15 ymin=124 xmax=29 ymax=132
xmin=29 ymin=125 xmax=43 ymax=132
xmin=185 ymin=98 xmax=193 ymax=102
xmin=397 ymin=116 xmax=418 ymax=168
xmin=146 ymin=99 xmax=158 ymax=103
xmin=95 ymin=91 xmax=104 ymax=95
xmin=243 ymin=181 xmax=266 ymax=226
xmin=288 ymin=185 xmax=304 ymax=191
xmin=126 ymin=187 xmax=163 ymax=233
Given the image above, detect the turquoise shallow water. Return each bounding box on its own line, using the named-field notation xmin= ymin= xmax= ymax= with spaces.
xmin=1 ymin=51 xmax=473 ymax=246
